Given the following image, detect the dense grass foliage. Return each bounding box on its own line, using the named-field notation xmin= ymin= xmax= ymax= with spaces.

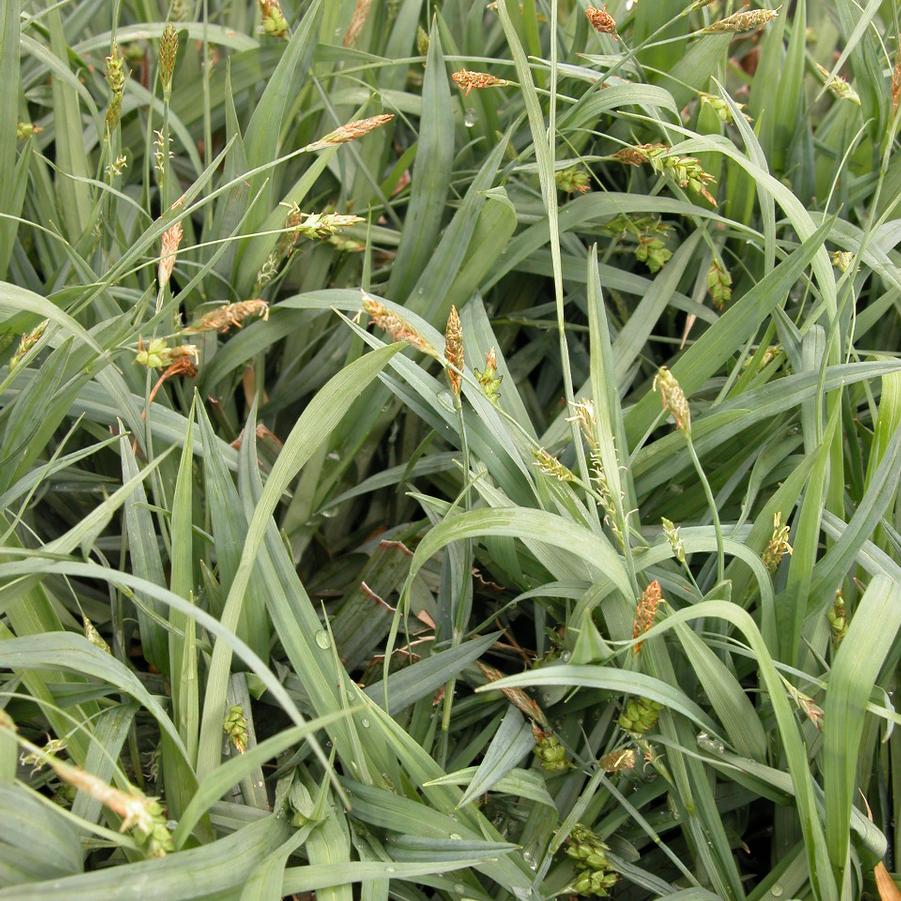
xmin=1 ymin=0 xmax=900 ymax=898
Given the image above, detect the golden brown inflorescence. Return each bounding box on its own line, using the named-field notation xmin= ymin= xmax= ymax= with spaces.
xmin=307 ymin=114 xmax=395 ymax=150
xmin=343 ymin=0 xmax=371 ymax=47
xmin=451 ymin=69 xmax=509 ymax=96
xmin=362 ymin=295 xmax=436 ymax=356
xmin=585 ymin=5 xmax=617 ymax=36
xmin=159 ymin=24 xmax=179 ymax=95
xmin=158 ymin=221 xmax=184 ymax=288
xmin=632 ymin=580 xmax=662 ymax=654
xmin=444 ymin=305 xmax=464 ymax=398
xmin=188 ymin=299 xmax=270 ymax=334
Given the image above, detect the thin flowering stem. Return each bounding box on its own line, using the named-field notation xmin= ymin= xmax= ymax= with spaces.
xmin=686 ymin=435 xmax=725 ymax=587
xmin=439 ymin=306 xmax=472 ymax=751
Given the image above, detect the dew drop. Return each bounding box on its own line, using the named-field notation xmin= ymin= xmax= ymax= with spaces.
xmin=386 ymin=866 xmax=396 ymax=874
xmin=454 ymin=884 xmax=466 ymax=895
xmin=449 ymin=832 xmax=462 ymax=840
xmin=315 ymin=629 xmax=331 ymax=649
xmin=361 ymin=718 xmax=370 ymax=728
xmin=770 ymin=885 xmax=783 ymax=897
xmin=463 ymin=108 xmax=477 ymax=127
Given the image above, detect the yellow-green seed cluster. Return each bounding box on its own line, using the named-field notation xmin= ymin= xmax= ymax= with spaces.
xmin=565 ymin=824 xmax=619 ymax=897
xmin=618 ymin=696 xmax=662 ymax=735
xmin=533 ymin=728 xmax=569 ymax=772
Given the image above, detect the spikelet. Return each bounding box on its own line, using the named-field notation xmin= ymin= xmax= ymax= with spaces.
xmin=699 ymin=91 xmax=750 ymax=124
xmin=159 ymin=24 xmax=179 ymax=96
xmin=259 ymin=0 xmax=289 ymax=38
xmin=153 ymin=128 xmax=172 ymax=174
xmin=475 ymin=348 xmax=503 ymax=405
xmin=707 ymin=258 xmax=733 ymax=309
xmin=477 ymin=661 xmax=548 ymax=725
xmin=105 ymin=43 xmax=127 ymax=130
xmin=816 ymin=64 xmax=860 ymax=106
xmin=16 ymin=122 xmax=43 ymax=140
xmin=555 ymin=166 xmax=591 ymax=193
xmin=106 ymin=154 xmax=128 ymax=178
xmin=362 ymin=294 xmax=435 ymax=356
xmin=8 ymin=731 xmax=175 ymax=859
xmin=451 ymin=69 xmax=509 ymax=96
xmin=782 ymin=678 xmax=823 ymax=729
xmin=83 ymin=616 xmax=111 ymax=654
xmin=416 ymin=26 xmax=430 ymax=57
xmin=618 ymin=696 xmax=662 ymax=735
xmin=11 ymin=320 xmax=48 ymax=367
xmin=585 ymin=5 xmax=617 ymax=36
xmin=762 ymin=511 xmax=793 ymax=571
xmin=827 ymin=591 xmax=847 ymax=645
xmin=135 ymin=337 xmax=198 ymax=369
xmin=306 ymin=114 xmax=395 ymax=151
xmin=614 ymin=143 xmax=717 ymax=205
xmin=831 ymin=250 xmax=854 ymax=273
xmin=288 ymin=210 xmax=364 ymax=240
xmin=653 ymin=366 xmax=691 ymax=433
xmin=661 ymin=517 xmax=685 ymax=564
xmin=531 ymin=724 xmax=570 ymax=772
xmin=702 ymin=7 xmax=780 ymax=34
xmin=223 ymin=705 xmax=249 ymax=754
xmin=532 ymin=447 xmax=576 ymax=482
xmin=188 ymin=299 xmax=270 ymax=333
xmin=632 ymin=580 xmax=662 ymax=654
xmin=599 ymin=748 xmax=636 ymax=774
xmin=158 ymin=220 xmax=183 ymax=288
xmin=20 ymin=737 xmax=67 ymax=773
xmin=444 ymin=305 xmax=464 ymax=397
xmin=343 ymin=0 xmax=371 ymax=47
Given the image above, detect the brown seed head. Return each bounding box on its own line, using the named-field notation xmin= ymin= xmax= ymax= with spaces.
xmin=158 ymin=220 xmax=184 ymax=288
xmin=477 ymin=661 xmax=548 ymax=726
xmin=599 ymin=748 xmax=636 ymax=773
xmin=343 ymin=0 xmax=371 ymax=47
xmin=188 ymin=299 xmax=270 ymax=334
xmin=632 ymin=580 xmax=662 ymax=654
xmin=702 ymin=7 xmax=780 ymax=34
xmin=444 ymin=305 xmax=464 ymax=397
xmin=451 ymin=69 xmax=509 ymax=96
xmin=159 ymin=24 xmax=179 ymax=94
xmin=362 ymin=294 xmax=436 ymax=356
xmin=653 ymin=366 xmax=691 ymax=432
xmin=586 ymin=5 xmax=617 ymax=35
xmin=309 ymin=114 xmax=395 ymax=150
